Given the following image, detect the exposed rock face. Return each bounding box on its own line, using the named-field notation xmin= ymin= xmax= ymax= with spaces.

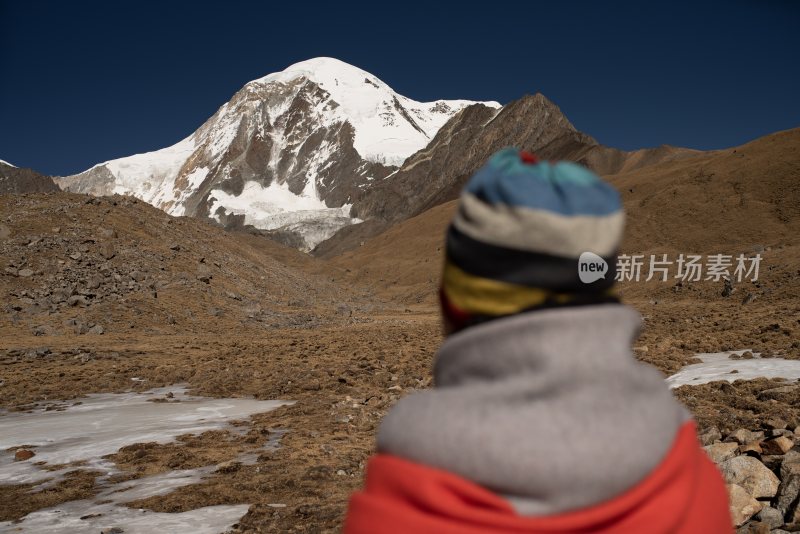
xmin=55 ymin=58 xmax=495 ymax=251
xmin=347 ymin=94 xmax=582 ymax=223
xmin=0 ymin=161 xmax=60 ymax=194
xmin=315 ymin=93 xmax=696 ymax=256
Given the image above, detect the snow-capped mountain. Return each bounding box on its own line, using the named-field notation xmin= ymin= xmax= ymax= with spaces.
xmin=56 ymin=57 xmax=499 ymax=250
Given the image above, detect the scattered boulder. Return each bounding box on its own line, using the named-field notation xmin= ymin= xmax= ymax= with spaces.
xmin=776 ymin=474 xmax=800 ymax=515
xmin=705 ymin=442 xmax=739 ymax=464
xmin=781 ymin=451 xmax=800 ymax=479
xmin=756 ymin=505 xmax=784 ymax=529
xmin=67 ymin=295 xmax=89 ymax=307
xmin=722 ymin=278 xmax=735 ymax=297
xmin=86 ymin=274 xmax=104 ymax=290
xmin=50 ymin=287 xmax=72 ymax=304
xmin=197 ymin=265 xmax=212 ymax=284
xmin=14 ymin=449 xmax=35 ymax=461
xmin=99 ymin=227 xmax=117 ymax=239
xmin=99 ymin=241 xmax=115 ymax=259
xmin=727 ymin=429 xmax=766 ymax=445
xmin=719 ymin=456 xmax=780 ymax=498
xmin=762 ymin=436 xmax=794 ymax=455
xmin=728 ymin=483 xmax=764 ymax=526
xmin=699 ymin=426 xmax=723 ymax=445
xmin=17 ymin=268 xmax=34 ymax=277
xmin=31 ymin=325 xmax=55 ymax=336
xmin=762 ymin=418 xmax=788 ymax=431
xmin=87 ymin=324 xmax=104 ymax=335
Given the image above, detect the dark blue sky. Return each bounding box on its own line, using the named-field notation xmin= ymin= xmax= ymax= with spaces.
xmin=1 ymin=0 xmax=798 ymax=176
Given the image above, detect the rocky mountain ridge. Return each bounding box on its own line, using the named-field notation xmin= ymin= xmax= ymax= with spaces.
xmin=0 ymin=160 xmax=60 ymax=195
xmin=54 ymin=58 xmax=497 ymax=250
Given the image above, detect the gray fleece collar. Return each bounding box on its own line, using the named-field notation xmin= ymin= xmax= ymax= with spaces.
xmin=377 ymin=304 xmax=689 ymax=516
xmin=435 ymin=304 xmax=643 ymax=388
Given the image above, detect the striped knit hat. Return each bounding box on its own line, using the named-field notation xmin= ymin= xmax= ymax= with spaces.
xmin=440 ymin=148 xmax=624 ymax=332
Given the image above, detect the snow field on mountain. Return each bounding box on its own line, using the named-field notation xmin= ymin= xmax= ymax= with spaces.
xmin=209 ymin=181 xmax=357 ymax=251
xmin=58 ymin=57 xmax=500 ymax=245
xmin=255 ymin=57 xmax=498 ymax=166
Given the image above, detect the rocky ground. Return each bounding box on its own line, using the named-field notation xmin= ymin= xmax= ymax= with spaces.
xmin=1 ymin=191 xmax=799 ymax=533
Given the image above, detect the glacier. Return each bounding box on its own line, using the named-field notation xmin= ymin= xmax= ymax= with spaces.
xmin=56 ymin=57 xmax=500 ymax=251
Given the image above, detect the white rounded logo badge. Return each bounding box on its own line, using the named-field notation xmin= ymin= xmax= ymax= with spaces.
xmin=578 ymin=252 xmax=608 ymax=284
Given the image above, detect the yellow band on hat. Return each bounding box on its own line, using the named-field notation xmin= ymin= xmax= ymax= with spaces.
xmin=442 ymin=261 xmax=616 ymax=316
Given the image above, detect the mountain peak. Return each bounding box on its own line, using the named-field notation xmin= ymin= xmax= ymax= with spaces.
xmin=58 ymin=58 xmax=497 ymax=251
xmin=253 ymin=57 xmax=387 ymax=91
xmin=248 ymin=57 xmax=498 ymax=167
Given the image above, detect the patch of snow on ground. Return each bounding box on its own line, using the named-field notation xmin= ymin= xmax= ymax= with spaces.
xmin=0 ymin=159 xmax=16 ymax=167
xmin=666 ymin=350 xmax=800 ymax=388
xmin=0 ymin=385 xmax=290 ymax=532
xmin=1 ymin=501 xmax=250 ymax=534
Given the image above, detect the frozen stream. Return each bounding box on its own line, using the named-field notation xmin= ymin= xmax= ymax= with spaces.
xmin=0 ymin=385 xmax=290 ymax=533
xmin=667 ymin=350 xmax=800 ymax=388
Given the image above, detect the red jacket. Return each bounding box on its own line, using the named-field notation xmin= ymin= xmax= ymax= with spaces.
xmin=344 ymin=422 xmax=732 ymax=534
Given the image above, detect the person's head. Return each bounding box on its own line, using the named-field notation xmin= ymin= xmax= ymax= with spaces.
xmin=440 ymin=148 xmax=624 ymax=335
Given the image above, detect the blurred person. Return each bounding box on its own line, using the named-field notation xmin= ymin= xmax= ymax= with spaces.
xmin=344 ymin=148 xmax=732 ymax=533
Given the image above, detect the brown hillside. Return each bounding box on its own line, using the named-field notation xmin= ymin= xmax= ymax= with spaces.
xmin=611 ymin=127 xmax=800 ymax=253
xmin=315 ymin=94 xmax=701 ymax=258
xmin=329 ymin=128 xmax=800 ymax=385
xmin=331 ymin=128 xmax=800 ymax=311
xmin=0 ymin=192 xmax=357 ymax=342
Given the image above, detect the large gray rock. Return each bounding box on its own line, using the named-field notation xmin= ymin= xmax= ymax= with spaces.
xmin=720 ymin=456 xmax=781 ymax=498
xmin=781 ymin=450 xmax=800 ymax=479
xmin=777 ymin=474 xmax=800 ymax=516
xmin=756 ymin=505 xmax=784 ymax=529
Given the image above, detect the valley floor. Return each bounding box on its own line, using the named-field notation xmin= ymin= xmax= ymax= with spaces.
xmin=1 ymin=296 xmax=799 ymax=533
xmin=1 ymin=192 xmax=798 ymax=532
